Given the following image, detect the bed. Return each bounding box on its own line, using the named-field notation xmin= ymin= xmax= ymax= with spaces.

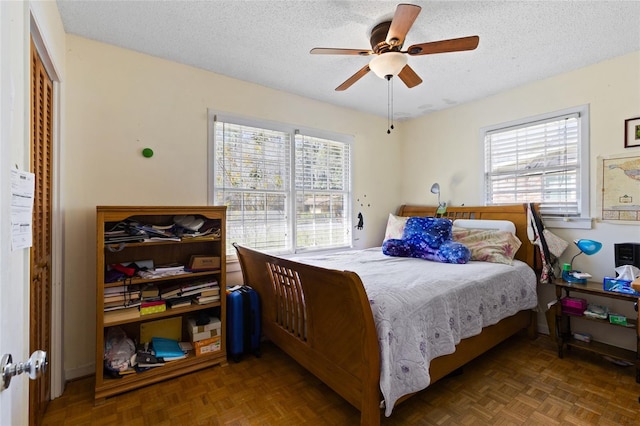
xmin=234 ymin=204 xmax=540 ymax=425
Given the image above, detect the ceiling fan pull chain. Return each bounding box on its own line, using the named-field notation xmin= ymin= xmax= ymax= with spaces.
xmin=390 ymin=76 xmax=395 ymax=131
xmin=386 ymin=75 xmax=392 ymax=134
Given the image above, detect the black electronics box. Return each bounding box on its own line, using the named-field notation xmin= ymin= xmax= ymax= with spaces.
xmin=615 ymin=243 xmax=640 ymax=269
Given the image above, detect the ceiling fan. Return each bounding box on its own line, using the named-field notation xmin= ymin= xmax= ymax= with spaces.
xmin=310 ymin=3 xmax=479 ymax=91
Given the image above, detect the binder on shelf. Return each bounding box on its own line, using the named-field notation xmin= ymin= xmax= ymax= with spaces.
xmin=140 ymin=317 xmax=182 ymax=343
xmin=152 ymin=337 xmax=185 ymax=359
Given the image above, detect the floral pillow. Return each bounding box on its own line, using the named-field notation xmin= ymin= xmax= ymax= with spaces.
xmin=383 ymin=214 xmax=409 ymax=243
xmin=452 ymin=227 xmax=522 ymax=265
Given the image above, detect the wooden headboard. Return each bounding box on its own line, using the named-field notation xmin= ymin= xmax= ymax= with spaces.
xmin=395 ymin=204 xmax=538 ymax=269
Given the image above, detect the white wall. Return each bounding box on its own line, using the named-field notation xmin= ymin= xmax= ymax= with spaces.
xmin=402 ymin=51 xmax=640 ymax=348
xmin=63 ymin=35 xmax=404 ymax=378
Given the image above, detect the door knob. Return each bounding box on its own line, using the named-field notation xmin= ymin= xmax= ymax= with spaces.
xmin=1 ymin=350 xmax=48 ymax=390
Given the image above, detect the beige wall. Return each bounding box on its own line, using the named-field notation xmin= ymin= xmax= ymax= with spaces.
xmin=402 ymin=51 xmax=640 ymax=347
xmin=63 ymin=33 xmax=640 ymax=376
xmin=63 ymin=35 xmax=404 ymax=378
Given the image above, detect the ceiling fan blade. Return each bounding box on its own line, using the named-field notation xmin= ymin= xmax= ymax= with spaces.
xmin=310 ymin=47 xmax=373 ymax=56
xmin=398 ymin=65 xmax=422 ymax=88
xmin=385 ymin=4 xmax=422 ymax=47
xmin=335 ymin=65 xmax=371 ymax=91
xmin=407 ymin=35 xmax=480 ymax=56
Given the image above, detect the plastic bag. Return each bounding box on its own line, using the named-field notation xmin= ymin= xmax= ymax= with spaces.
xmin=104 ymin=327 xmax=136 ymax=372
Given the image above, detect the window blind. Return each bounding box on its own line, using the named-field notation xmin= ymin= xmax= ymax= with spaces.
xmin=214 ymin=121 xmax=291 ymax=253
xmin=484 ymin=113 xmax=581 ymax=217
xmin=212 ymin=114 xmax=352 ymax=255
xmin=294 ymin=134 xmax=351 ymax=251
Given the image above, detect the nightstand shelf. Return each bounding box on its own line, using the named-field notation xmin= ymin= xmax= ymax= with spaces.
xmin=552 ymin=279 xmax=640 ymax=383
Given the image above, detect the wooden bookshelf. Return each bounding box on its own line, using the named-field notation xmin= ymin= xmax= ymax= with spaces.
xmin=95 ymin=206 xmax=227 ymax=402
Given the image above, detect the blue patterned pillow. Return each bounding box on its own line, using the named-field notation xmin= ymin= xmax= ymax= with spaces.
xmin=382 ymin=216 xmax=470 ymax=264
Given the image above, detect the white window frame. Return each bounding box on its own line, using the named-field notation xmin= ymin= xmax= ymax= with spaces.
xmin=207 ymin=110 xmax=354 ymax=255
xmin=481 ymin=105 xmax=592 ymax=229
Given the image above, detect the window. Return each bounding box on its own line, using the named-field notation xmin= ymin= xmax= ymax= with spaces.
xmin=209 ymin=111 xmax=352 ymax=255
xmin=482 ymin=105 xmax=590 ymax=228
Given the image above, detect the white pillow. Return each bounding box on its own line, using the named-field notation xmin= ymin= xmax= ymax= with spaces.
xmin=452 ymin=219 xmax=516 ymax=235
xmin=383 ymin=214 xmax=408 ymax=242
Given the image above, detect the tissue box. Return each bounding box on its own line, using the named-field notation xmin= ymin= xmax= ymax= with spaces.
xmin=561 ymin=297 xmax=587 ymax=316
xmin=603 ymin=277 xmax=640 ymax=297
xmin=609 ymin=313 xmax=628 ymax=326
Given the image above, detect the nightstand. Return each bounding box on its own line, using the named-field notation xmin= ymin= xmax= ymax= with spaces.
xmin=551 ymin=279 xmax=640 ymax=383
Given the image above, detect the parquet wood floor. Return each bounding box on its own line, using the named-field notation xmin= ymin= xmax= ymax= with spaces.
xmin=43 ymin=334 xmax=640 ymax=425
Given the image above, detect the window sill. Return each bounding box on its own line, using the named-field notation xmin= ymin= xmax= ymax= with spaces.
xmin=544 ymin=217 xmax=593 ymax=230
xmin=226 ymin=257 xmax=241 ymax=273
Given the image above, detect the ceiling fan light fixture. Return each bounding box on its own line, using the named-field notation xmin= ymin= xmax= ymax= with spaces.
xmin=369 ymin=52 xmax=407 ymax=78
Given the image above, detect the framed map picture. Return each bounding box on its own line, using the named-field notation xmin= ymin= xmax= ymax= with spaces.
xmin=625 ymin=117 xmax=640 ymax=148
xmin=598 ymin=153 xmax=640 ymax=223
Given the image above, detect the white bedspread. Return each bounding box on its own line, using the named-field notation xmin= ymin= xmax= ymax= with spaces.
xmin=293 ymin=247 xmax=538 ymax=416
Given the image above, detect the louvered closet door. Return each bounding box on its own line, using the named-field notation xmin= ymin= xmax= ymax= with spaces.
xmin=29 ymin=37 xmax=52 ymax=425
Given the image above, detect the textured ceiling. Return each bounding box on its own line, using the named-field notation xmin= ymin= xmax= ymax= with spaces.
xmin=56 ymin=0 xmax=640 ymax=120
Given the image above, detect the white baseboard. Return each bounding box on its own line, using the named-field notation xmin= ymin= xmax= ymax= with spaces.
xmin=65 ymin=363 xmax=95 ymax=382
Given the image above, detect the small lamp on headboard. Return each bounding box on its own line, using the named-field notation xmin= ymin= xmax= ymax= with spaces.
xmin=430 ymin=183 xmax=447 ymax=215
xmin=562 ymin=239 xmax=603 ymax=284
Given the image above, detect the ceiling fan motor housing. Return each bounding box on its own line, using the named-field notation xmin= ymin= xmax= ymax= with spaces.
xmin=370 ymin=21 xmax=397 ymax=54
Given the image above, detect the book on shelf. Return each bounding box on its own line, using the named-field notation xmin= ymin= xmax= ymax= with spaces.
xmin=195 ymin=295 xmax=221 ymax=305
xmin=166 ymin=296 xmax=192 ymax=309
xmin=104 ymin=284 xmax=139 ymax=295
xmin=159 ymin=282 xmax=183 ymax=299
xmin=104 ymin=235 xmax=146 ymax=244
xmin=181 ymin=280 xmax=218 ymax=293
xmin=151 ymin=337 xmax=185 ymax=359
xmin=199 ymin=287 xmax=220 ymax=298
xmin=140 ymin=300 xmax=166 ymax=316
xmin=180 ymin=288 xmax=207 ymax=298
xmin=154 ymin=263 xmax=185 ymax=272
xmin=103 ymin=300 xmax=141 ymax=311
xmin=178 ymin=284 xmax=220 ymax=298
xmin=161 ymin=354 xmax=187 ymax=362
xmin=138 ymin=268 xmax=186 ymax=280
xmin=141 ymin=284 xmax=159 ymax=298
xmin=143 ymin=236 xmax=181 ymax=242
xmin=140 ymin=299 xmax=166 ymax=308
xmin=136 ymin=362 xmax=165 ymax=369
xmin=104 ymin=306 xmax=140 ymax=322
xmin=104 ymin=293 xmax=140 ymax=304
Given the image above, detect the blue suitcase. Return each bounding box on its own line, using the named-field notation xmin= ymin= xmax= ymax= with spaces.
xmin=226 ymin=286 xmax=261 ymax=362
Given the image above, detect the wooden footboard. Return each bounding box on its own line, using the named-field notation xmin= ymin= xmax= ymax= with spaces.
xmin=233 ymin=204 xmax=540 ymax=425
xmin=233 ymin=243 xmax=382 ymax=426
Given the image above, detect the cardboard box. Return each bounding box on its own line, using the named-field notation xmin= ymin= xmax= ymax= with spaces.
xmin=194 ymin=336 xmax=221 ymax=356
xmin=187 ymin=316 xmax=221 ymax=342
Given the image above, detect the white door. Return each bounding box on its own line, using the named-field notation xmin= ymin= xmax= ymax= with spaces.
xmin=0 ymin=1 xmax=31 ymax=424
